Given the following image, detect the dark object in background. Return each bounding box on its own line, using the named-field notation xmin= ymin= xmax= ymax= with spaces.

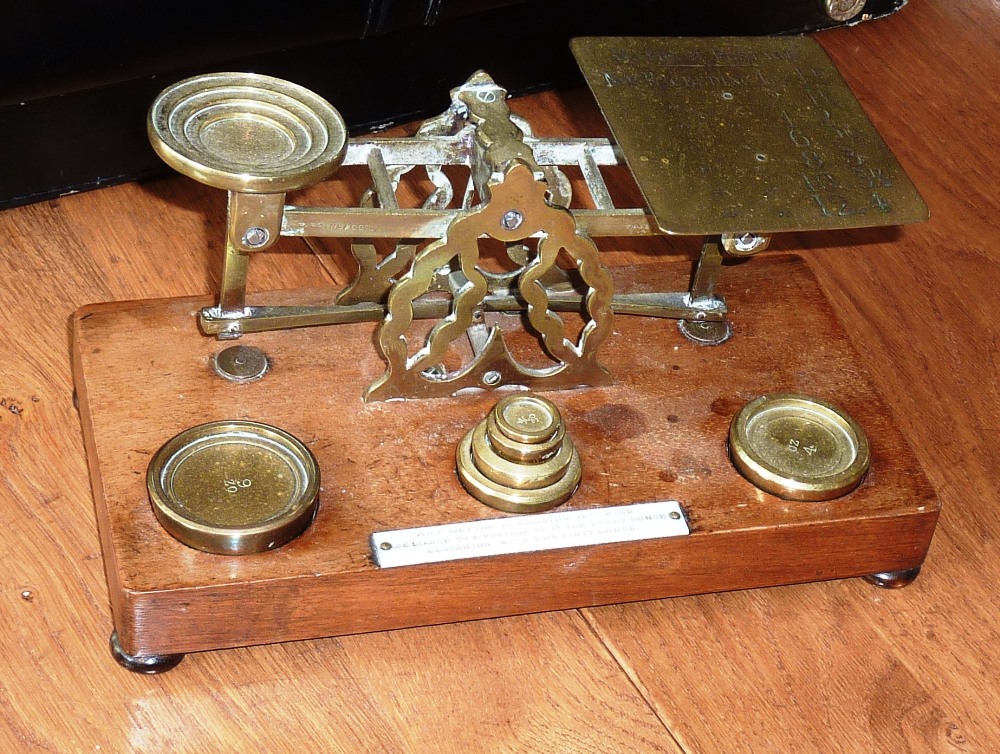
xmin=0 ymin=0 xmax=908 ymax=210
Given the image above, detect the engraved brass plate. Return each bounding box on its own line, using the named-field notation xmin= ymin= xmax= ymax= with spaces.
xmin=728 ymin=393 xmax=870 ymax=501
xmin=147 ymin=421 xmax=320 ymax=554
xmin=572 ymin=36 xmax=929 ymax=234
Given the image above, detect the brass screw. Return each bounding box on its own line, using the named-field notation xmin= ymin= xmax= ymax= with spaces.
xmin=501 ymin=210 xmax=524 ymax=231
xmin=242 ymin=227 xmax=269 ymax=247
xmin=735 ymin=233 xmax=765 ymax=252
xmin=825 ymin=0 xmax=866 ymax=21
xmin=722 ymin=232 xmax=770 ymax=256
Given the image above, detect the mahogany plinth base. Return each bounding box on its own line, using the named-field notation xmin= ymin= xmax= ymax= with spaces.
xmin=72 ymin=254 xmax=940 ymax=662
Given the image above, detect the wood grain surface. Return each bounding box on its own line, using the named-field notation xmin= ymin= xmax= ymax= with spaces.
xmin=72 ymin=256 xmax=938 ymax=656
xmin=1 ymin=0 xmax=997 ymax=751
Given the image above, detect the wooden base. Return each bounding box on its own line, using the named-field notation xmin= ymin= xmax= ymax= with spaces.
xmin=73 ymin=254 xmax=939 ymax=659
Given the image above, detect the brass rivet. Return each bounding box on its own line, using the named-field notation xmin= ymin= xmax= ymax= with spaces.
xmin=241 ymin=227 xmax=269 ymax=248
xmin=825 ymin=0 xmax=866 ymax=22
xmin=501 ymin=209 xmax=524 ymax=231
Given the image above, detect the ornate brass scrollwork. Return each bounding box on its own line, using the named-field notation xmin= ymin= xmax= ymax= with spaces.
xmin=364 ymin=161 xmax=615 ymax=401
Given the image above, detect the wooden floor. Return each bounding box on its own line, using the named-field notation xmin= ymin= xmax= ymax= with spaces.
xmin=1 ymin=0 xmax=997 ymax=750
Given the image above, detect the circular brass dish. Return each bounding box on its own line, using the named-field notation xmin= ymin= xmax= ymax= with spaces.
xmin=148 ymin=72 xmax=347 ymax=193
xmin=729 ymin=393 xmax=870 ymax=501
xmin=147 ymin=420 xmax=320 ymax=554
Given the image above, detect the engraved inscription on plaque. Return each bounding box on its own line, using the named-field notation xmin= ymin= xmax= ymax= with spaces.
xmin=371 ymin=501 xmax=690 ymax=568
xmin=571 ymin=36 xmax=928 ymax=235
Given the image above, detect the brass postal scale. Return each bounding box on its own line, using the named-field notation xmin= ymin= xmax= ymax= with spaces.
xmin=72 ymin=36 xmax=940 ymax=672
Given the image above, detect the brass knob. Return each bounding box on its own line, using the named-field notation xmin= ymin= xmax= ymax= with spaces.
xmin=456 ymin=395 xmax=581 ymax=513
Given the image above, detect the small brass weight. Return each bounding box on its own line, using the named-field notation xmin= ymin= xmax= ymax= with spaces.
xmin=456 ymin=395 xmax=582 ymax=513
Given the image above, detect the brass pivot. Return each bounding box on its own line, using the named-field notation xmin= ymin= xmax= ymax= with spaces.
xmin=456 ymin=395 xmax=581 ymax=514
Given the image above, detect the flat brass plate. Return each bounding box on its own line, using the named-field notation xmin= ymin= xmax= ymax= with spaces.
xmin=371 ymin=501 xmax=689 ymax=568
xmin=729 ymin=393 xmax=870 ymax=501
xmin=148 ymin=72 xmax=347 ymax=193
xmin=147 ymin=420 xmax=320 ymax=554
xmin=571 ymin=36 xmax=928 ymax=234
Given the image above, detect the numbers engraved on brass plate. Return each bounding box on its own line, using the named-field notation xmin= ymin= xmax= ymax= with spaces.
xmin=224 ymin=478 xmax=253 ymax=493
xmin=786 ymin=438 xmax=819 ymax=457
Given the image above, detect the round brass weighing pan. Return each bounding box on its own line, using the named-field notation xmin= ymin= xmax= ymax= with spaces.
xmin=147 ymin=420 xmax=320 ymax=555
xmin=148 ymin=72 xmax=347 ymax=193
xmin=729 ymin=393 xmax=870 ymax=502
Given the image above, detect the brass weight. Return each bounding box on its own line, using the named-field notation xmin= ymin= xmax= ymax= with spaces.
xmin=456 ymin=395 xmax=581 ymax=513
xmin=147 ymin=420 xmax=320 ymax=554
xmin=729 ymin=393 xmax=870 ymax=501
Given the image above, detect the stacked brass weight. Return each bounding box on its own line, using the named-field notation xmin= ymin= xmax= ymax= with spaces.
xmin=456 ymin=395 xmax=582 ymax=513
